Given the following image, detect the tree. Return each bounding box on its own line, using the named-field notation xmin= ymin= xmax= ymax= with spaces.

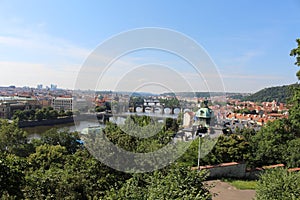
xmin=35 ymin=109 xmax=44 ymax=121
xmin=49 ymin=109 xmax=59 ymax=119
xmin=0 ymin=153 xmax=27 ymax=199
xmin=146 ymin=165 xmax=211 ymax=200
xmin=0 ymin=120 xmax=33 ymax=157
xmin=289 ymin=39 xmax=300 ymax=134
xmin=65 ymin=110 xmax=73 ymax=117
xmin=284 ymin=138 xmax=300 ymax=168
xmin=40 ymin=128 xmax=80 ymax=154
xmin=106 ymin=165 xmax=212 ymax=200
xmin=165 ymin=118 xmax=179 ymax=132
xmin=290 ymin=38 xmax=300 ymax=79
xmin=24 ymin=148 xmax=130 ymax=199
xmin=12 ymin=110 xmax=26 ymax=121
xmin=28 ymin=144 xmax=67 ymax=170
xmin=256 ymin=168 xmax=300 ymax=200
xmin=201 ymin=134 xmax=250 ymax=165
xmin=249 ymin=119 xmax=294 ymax=167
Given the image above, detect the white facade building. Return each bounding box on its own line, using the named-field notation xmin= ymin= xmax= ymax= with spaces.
xmin=51 ymin=97 xmax=73 ymax=111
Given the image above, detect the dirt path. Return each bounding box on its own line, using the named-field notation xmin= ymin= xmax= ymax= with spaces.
xmin=206 ymin=180 xmax=256 ymax=200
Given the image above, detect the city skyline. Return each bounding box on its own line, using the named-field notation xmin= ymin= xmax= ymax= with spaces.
xmin=0 ymin=1 xmax=300 ymax=93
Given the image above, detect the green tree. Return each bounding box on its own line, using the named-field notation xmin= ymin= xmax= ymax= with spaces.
xmin=284 ymin=138 xmax=300 ymax=168
xmin=65 ymin=110 xmax=73 ymax=117
xmin=35 ymin=109 xmax=45 ymax=121
xmin=165 ymin=118 xmax=179 ymax=132
xmin=0 ymin=153 xmax=27 ymax=199
xmin=40 ymin=128 xmax=80 ymax=154
xmin=289 ymin=38 xmax=300 ymax=135
xmin=202 ymin=134 xmax=250 ymax=165
xmin=12 ymin=110 xmax=26 ymax=121
xmin=49 ymin=109 xmax=59 ymax=119
xmin=28 ymin=144 xmax=67 ymax=170
xmin=290 ymin=38 xmax=300 ymax=78
xmin=24 ymin=149 xmax=129 ymax=199
xmin=256 ymin=168 xmax=300 ymax=200
xmin=106 ymin=165 xmax=212 ymax=200
xmin=147 ymin=165 xmax=211 ymax=200
xmin=249 ymin=119 xmax=294 ymax=167
xmin=0 ymin=120 xmax=33 ymax=157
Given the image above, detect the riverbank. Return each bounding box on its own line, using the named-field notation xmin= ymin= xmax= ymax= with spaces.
xmin=18 ymin=117 xmax=74 ymax=128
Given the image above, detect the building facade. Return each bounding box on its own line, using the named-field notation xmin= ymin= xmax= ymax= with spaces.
xmin=51 ymin=97 xmax=73 ymax=111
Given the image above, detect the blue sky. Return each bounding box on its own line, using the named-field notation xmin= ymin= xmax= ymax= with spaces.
xmin=0 ymin=0 xmax=299 ymax=93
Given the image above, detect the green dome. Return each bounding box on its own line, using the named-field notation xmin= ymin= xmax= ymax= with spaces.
xmin=195 ymin=107 xmax=213 ymax=118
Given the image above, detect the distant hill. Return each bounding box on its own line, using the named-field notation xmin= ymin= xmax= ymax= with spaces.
xmin=241 ymin=84 xmax=298 ymax=103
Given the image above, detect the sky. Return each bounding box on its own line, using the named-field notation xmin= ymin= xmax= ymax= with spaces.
xmin=0 ymin=0 xmax=299 ymax=93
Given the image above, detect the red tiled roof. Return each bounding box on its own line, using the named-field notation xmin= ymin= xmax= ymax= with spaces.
xmin=262 ymin=164 xmax=284 ymax=169
xmin=288 ymin=167 xmax=300 ymax=172
xmin=191 ymin=162 xmax=240 ymax=170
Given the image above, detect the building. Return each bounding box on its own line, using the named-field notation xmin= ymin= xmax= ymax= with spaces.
xmin=193 ymin=100 xmax=214 ymax=127
xmin=51 ymin=97 xmax=73 ymax=111
xmin=0 ymin=96 xmax=41 ymax=119
xmin=50 ymin=84 xmax=57 ymax=91
xmin=183 ymin=111 xmax=194 ymax=128
xmin=37 ymin=84 xmax=43 ymax=90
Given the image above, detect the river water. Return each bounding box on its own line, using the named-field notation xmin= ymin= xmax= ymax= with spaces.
xmin=23 ymin=113 xmax=178 ymax=139
xmin=23 ymin=120 xmax=104 ymax=139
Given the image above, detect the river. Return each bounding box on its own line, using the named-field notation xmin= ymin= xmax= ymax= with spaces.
xmin=23 ymin=120 xmax=104 ymax=139
xmin=23 ymin=113 xmax=178 ymax=139
xmin=23 ymin=116 xmax=130 ymax=139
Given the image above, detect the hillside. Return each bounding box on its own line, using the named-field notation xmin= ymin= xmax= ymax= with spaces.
xmin=241 ymin=84 xmax=298 ymax=103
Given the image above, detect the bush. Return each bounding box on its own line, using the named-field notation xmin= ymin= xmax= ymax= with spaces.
xmin=256 ymin=168 xmax=300 ymax=200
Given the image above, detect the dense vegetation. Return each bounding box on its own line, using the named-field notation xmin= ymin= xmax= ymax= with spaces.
xmin=177 ymin=120 xmax=300 ymax=169
xmin=12 ymin=107 xmax=73 ymax=121
xmin=241 ymin=84 xmax=296 ymax=103
xmin=256 ymin=168 xmax=300 ymax=200
xmin=0 ymin=117 xmax=212 ymax=199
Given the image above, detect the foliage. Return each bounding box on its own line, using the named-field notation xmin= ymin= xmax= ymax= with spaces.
xmin=28 ymin=144 xmax=68 ymax=170
xmin=164 ymin=117 xmax=179 ymax=132
xmin=202 ymin=134 xmax=250 ymax=165
xmin=12 ymin=107 xmax=73 ymax=122
xmin=0 ymin=153 xmax=27 ymax=199
xmin=159 ymin=98 xmax=180 ymax=107
xmin=256 ymin=168 xmax=300 ymax=200
xmin=290 ymin=38 xmax=300 ymax=78
xmin=284 ymin=138 xmax=300 ymax=168
xmin=178 ymin=134 xmax=250 ymax=167
xmin=287 ymin=84 xmax=300 ymax=135
xmin=146 ymin=165 xmax=211 ymax=200
xmin=129 ymin=96 xmax=144 ymax=107
xmin=24 ymin=149 xmax=128 ymax=199
xmin=249 ymin=119 xmax=294 ymax=167
xmin=287 ymin=38 xmax=300 ymax=138
xmin=0 ymin=119 xmax=33 ymax=157
xmin=40 ymin=128 xmax=80 ymax=154
xmin=106 ymin=165 xmax=212 ymax=200
xmin=241 ymin=84 xmax=294 ymax=103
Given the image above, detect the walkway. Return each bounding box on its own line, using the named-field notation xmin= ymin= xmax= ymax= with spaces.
xmin=206 ymin=180 xmax=256 ymax=200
